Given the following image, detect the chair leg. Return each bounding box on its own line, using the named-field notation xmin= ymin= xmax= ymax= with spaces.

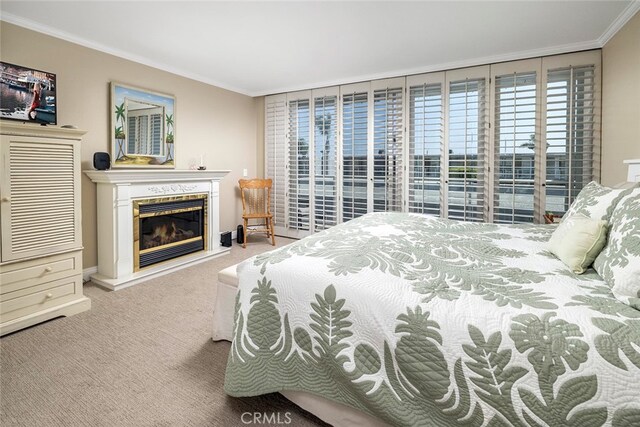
xmin=243 ymin=219 xmax=248 ymax=248
xmin=270 ymin=218 xmax=276 ymax=246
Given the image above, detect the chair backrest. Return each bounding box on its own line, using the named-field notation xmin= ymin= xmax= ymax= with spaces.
xmin=239 ymin=179 xmax=272 ymax=216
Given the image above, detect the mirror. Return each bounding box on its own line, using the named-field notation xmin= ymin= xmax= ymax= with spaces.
xmin=125 ymin=99 xmax=165 ymax=157
xmin=111 ymin=82 xmax=175 ymax=168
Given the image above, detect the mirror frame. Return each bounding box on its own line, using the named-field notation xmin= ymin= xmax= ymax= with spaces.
xmin=110 ymin=82 xmax=176 ymax=168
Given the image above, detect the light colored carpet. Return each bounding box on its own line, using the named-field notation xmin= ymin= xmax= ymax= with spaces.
xmin=0 ymin=236 xmax=327 ymax=427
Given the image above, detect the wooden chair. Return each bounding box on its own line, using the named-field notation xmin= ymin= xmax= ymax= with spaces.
xmin=238 ymin=179 xmax=276 ymax=248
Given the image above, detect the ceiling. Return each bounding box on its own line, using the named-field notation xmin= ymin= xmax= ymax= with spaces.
xmin=1 ymin=1 xmax=638 ymax=97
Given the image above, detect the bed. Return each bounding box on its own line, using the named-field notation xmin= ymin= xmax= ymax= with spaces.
xmin=218 ymin=208 xmax=640 ymax=426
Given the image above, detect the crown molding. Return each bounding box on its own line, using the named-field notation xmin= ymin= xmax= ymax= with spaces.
xmin=3 ymin=2 xmax=638 ymax=98
xmin=598 ymin=0 xmax=640 ymax=46
xmin=252 ymin=40 xmax=601 ymax=97
xmin=0 ymin=12 xmax=253 ymax=97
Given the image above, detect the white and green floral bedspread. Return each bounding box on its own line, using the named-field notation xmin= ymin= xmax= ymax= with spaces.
xmin=224 ymin=213 xmax=640 ymax=426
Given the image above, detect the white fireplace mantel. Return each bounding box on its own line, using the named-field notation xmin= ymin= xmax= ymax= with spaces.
xmin=85 ymin=169 xmax=230 ymax=290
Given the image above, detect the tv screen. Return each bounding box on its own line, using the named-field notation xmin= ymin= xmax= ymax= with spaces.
xmin=0 ymin=61 xmax=57 ymax=125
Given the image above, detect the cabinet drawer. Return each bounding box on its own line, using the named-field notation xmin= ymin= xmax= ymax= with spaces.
xmin=0 ymin=251 xmax=81 ymax=295
xmin=0 ymin=277 xmax=79 ymax=323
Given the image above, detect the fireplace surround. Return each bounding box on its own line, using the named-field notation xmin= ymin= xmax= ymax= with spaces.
xmin=85 ymin=170 xmax=229 ymax=290
xmin=134 ymin=194 xmax=208 ymax=270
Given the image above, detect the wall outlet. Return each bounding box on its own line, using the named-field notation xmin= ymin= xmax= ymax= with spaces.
xmin=243 ymin=168 xmax=248 ymax=177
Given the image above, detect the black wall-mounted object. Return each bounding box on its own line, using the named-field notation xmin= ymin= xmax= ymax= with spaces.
xmin=237 ymin=225 xmax=244 ymax=244
xmin=220 ymin=231 xmax=232 ymax=247
xmin=93 ymin=152 xmax=111 ymax=170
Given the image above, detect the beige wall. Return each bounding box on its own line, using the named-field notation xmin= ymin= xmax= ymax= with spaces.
xmin=0 ymin=22 xmax=261 ymax=268
xmin=602 ymin=12 xmax=640 ymax=185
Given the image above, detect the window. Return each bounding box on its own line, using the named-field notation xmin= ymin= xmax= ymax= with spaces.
xmin=372 ymin=83 xmax=404 ymax=212
xmin=407 ymin=74 xmax=444 ymax=216
xmin=543 ymin=58 xmax=599 ymax=216
xmin=446 ymin=67 xmax=489 ymax=222
xmin=265 ymin=50 xmax=600 ymax=235
xmin=264 ymin=94 xmax=287 ymax=231
xmin=287 ymin=96 xmax=310 ymax=232
xmin=492 ymin=60 xmax=539 ymax=224
xmin=341 ymin=86 xmax=369 ymax=221
xmin=313 ymin=92 xmax=339 ymax=231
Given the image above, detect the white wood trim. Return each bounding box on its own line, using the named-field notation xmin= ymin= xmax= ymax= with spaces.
xmin=84 ymin=169 xmax=230 ymax=184
xmin=0 ymin=296 xmax=91 ymax=336
xmin=0 ymin=12 xmax=252 ymax=96
xmin=3 ymin=4 xmax=633 ymax=98
xmin=84 ymin=169 xmax=229 ymax=289
xmin=83 ymin=266 xmax=98 ymax=282
xmin=1 ymin=125 xmax=89 ymax=335
xmin=598 ymin=0 xmax=640 ymax=46
xmin=257 ymin=41 xmax=602 ymax=97
xmin=90 ymin=249 xmax=229 ymax=291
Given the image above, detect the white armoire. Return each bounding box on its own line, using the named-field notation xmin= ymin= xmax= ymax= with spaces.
xmin=0 ymin=122 xmax=90 ymax=336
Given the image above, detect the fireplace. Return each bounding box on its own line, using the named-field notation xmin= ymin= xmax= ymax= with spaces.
xmin=133 ymin=194 xmax=208 ymax=271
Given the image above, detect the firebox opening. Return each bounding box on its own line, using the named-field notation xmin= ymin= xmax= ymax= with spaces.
xmin=141 ymin=214 xmax=199 ymax=250
xmin=134 ymin=195 xmax=207 ymax=271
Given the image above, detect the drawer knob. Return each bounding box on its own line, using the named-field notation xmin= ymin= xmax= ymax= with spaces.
xmin=44 ymin=266 xmax=53 ymax=273
xmin=1 ymin=197 xmax=9 ymax=202
xmin=45 ymin=293 xmax=53 ymax=299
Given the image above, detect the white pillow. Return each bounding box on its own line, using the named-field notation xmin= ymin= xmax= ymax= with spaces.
xmin=547 ymin=214 xmax=608 ymax=274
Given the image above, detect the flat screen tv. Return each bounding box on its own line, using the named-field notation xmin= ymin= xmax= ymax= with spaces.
xmin=0 ymin=61 xmax=57 ymax=125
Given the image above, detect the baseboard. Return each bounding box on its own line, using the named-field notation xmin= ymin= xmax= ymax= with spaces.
xmin=83 ymin=266 xmax=98 ymax=283
xmin=86 ymin=232 xmax=236 ymax=283
xmin=89 ymin=248 xmax=230 ymax=291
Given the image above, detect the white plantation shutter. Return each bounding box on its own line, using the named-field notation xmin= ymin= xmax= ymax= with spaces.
xmin=313 ymin=92 xmax=339 ymax=231
xmin=287 ymin=95 xmax=311 ymax=232
xmin=341 ymin=86 xmax=369 ymax=221
xmin=264 ymin=52 xmax=600 ymax=233
xmin=446 ymin=67 xmax=489 ymax=222
xmin=543 ymin=52 xmax=600 ymax=217
xmin=264 ymin=94 xmax=287 ymax=231
xmin=407 ymin=73 xmax=445 ymax=215
xmin=372 ymin=80 xmax=404 ymax=212
xmin=492 ymin=62 xmax=539 ymax=224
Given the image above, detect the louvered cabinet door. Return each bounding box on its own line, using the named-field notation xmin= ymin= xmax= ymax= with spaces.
xmin=1 ymin=135 xmax=81 ymax=262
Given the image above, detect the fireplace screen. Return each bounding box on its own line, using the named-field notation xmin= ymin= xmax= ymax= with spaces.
xmin=133 ymin=195 xmax=207 ymax=270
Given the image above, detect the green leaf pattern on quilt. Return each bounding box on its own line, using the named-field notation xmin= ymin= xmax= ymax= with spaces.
xmin=563 ymin=181 xmax=632 ymax=222
xmin=253 ymin=214 xmax=555 ymax=310
xmin=225 ymin=213 xmax=640 ymax=426
xmin=593 ymin=190 xmax=640 ymax=310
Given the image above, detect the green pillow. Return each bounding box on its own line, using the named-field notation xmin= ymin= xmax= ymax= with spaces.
xmin=594 ymin=188 xmax=640 ymax=310
xmin=563 ymin=181 xmax=635 ymax=223
xmin=547 ymin=214 xmax=608 ymax=274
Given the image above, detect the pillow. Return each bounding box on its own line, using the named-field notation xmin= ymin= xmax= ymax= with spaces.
xmin=562 ymin=181 xmax=636 ymax=223
xmin=547 ymin=215 xmax=608 ymax=274
xmin=594 ymin=188 xmax=640 ymax=309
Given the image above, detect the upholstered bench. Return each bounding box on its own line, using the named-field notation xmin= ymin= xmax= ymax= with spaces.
xmin=212 ymin=264 xmax=239 ymax=341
